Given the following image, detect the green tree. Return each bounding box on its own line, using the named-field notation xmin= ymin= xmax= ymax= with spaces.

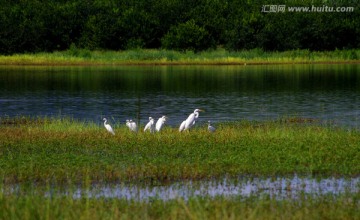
xmin=0 ymin=0 xmax=359 ymax=54
xmin=162 ymin=19 xmax=214 ymax=51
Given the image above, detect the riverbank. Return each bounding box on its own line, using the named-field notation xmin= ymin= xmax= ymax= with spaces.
xmin=0 ymin=48 xmax=359 ymax=66
xmin=1 ymin=117 xmax=359 ymax=185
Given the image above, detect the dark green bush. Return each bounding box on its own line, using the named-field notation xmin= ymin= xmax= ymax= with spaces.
xmin=161 ymin=20 xmax=215 ymax=51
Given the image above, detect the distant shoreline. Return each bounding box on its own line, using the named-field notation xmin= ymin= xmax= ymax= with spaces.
xmin=1 ymin=61 xmax=360 ymax=66
xmin=0 ymin=49 xmax=359 ymax=66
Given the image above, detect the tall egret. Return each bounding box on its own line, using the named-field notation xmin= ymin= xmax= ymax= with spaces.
xmin=179 ymin=120 xmax=186 ymax=132
xmin=208 ymin=120 xmax=216 ymax=133
xmin=179 ymin=109 xmax=204 ymax=132
xmin=155 ymin=116 xmax=167 ymax=132
xmin=126 ymin=119 xmax=137 ymax=132
xmin=103 ymin=118 xmax=115 ymax=135
xmin=144 ymin=117 xmax=155 ymax=133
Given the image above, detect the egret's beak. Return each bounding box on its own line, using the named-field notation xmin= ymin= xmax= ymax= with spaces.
xmin=199 ymin=109 xmax=205 ymax=112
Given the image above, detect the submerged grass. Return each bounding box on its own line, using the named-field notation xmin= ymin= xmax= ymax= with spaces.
xmin=0 ymin=48 xmax=359 ymax=66
xmin=0 ymin=116 xmax=359 ymax=185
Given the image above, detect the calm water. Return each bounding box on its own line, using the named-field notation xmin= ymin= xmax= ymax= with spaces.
xmin=0 ymin=65 xmax=359 ymax=127
xmin=4 ymin=176 xmax=359 ymax=201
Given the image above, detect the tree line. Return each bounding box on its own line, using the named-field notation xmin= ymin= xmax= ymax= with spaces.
xmin=0 ymin=0 xmax=359 ymax=54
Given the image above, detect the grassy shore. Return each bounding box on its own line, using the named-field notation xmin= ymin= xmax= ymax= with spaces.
xmin=0 ymin=117 xmax=359 ymax=185
xmin=1 ymin=117 xmax=359 ymax=219
xmin=0 ymin=48 xmax=359 ymax=66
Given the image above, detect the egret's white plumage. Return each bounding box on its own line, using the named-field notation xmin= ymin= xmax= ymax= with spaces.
xmin=180 ymin=109 xmax=203 ymax=132
xmin=208 ymin=120 xmax=216 ymax=133
xmin=126 ymin=119 xmax=137 ymax=132
xmin=179 ymin=120 xmax=186 ymax=132
xmin=144 ymin=117 xmax=155 ymax=133
xmin=155 ymin=116 xmax=167 ymax=132
xmin=103 ymin=118 xmax=115 ymax=135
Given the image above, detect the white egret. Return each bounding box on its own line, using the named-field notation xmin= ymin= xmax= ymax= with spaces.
xmin=103 ymin=118 xmax=115 ymax=135
xmin=144 ymin=117 xmax=155 ymax=133
xmin=179 ymin=109 xmax=204 ymax=132
xmin=126 ymin=119 xmax=137 ymax=132
xmin=155 ymin=116 xmax=167 ymax=132
xmin=179 ymin=120 xmax=186 ymax=132
xmin=208 ymin=120 xmax=216 ymax=133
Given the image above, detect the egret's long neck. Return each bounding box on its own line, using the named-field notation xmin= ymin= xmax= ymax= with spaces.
xmin=194 ymin=112 xmax=199 ymax=119
xmin=104 ymin=120 xmax=107 ymax=125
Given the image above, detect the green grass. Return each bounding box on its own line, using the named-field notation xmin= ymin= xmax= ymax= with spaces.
xmin=1 ymin=116 xmax=359 ymax=219
xmin=0 ymin=194 xmax=359 ymax=220
xmin=0 ymin=116 xmax=359 ymax=185
xmin=0 ymin=48 xmax=359 ymax=66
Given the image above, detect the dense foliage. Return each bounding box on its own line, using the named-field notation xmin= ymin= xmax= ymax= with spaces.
xmin=0 ymin=0 xmax=359 ymax=54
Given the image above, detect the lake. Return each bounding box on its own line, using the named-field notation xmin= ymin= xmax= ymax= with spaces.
xmin=0 ymin=64 xmax=359 ymax=128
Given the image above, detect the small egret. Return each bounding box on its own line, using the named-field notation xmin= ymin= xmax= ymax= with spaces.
xmin=126 ymin=119 xmax=137 ymax=132
xmin=144 ymin=117 xmax=155 ymax=133
xmin=208 ymin=120 xmax=216 ymax=133
xmin=179 ymin=109 xmax=204 ymax=132
xmin=155 ymin=116 xmax=167 ymax=132
xmin=103 ymin=118 xmax=115 ymax=135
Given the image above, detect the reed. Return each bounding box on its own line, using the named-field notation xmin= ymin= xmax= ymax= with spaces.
xmin=0 ymin=49 xmax=359 ymax=66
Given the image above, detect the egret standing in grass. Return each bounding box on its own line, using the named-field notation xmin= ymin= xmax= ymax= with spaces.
xmin=208 ymin=120 xmax=216 ymax=133
xmin=144 ymin=117 xmax=155 ymax=133
xmin=179 ymin=109 xmax=204 ymax=132
xmin=103 ymin=118 xmax=115 ymax=135
xmin=126 ymin=119 xmax=137 ymax=132
xmin=155 ymin=116 xmax=167 ymax=132
xmin=179 ymin=120 xmax=186 ymax=132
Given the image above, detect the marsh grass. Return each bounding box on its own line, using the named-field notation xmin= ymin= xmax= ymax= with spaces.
xmin=0 ymin=117 xmax=359 ymax=185
xmin=0 ymin=49 xmax=359 ymax=66
xmin=1 ymin=117 xmax=359 ymax=219
xmin=0 ymin=193 xmax=359 ymax=220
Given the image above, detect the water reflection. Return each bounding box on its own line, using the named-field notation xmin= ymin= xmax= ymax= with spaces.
xmin=80 ymin=176 xmax=360 ymax=201
xmin=4 ymin=176 xmax=359 ymax=201
xmin=0 ymin=65 xmax=359 ymax=127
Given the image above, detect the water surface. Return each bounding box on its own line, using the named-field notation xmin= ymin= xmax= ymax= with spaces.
xmin=3 ymin=176 xmax=359 ymax=202
xmin=0 ymin=65 xmax=359 ymax=127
